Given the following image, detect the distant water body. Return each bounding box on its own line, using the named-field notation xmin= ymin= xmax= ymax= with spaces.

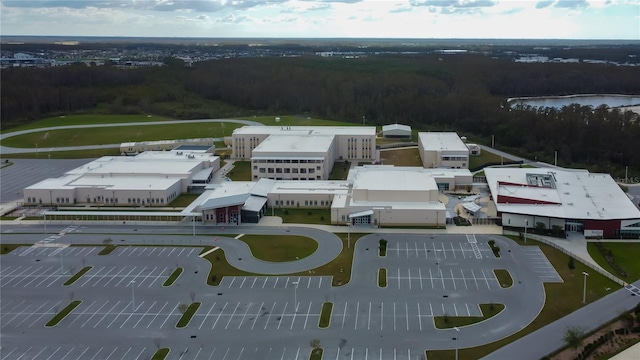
xmin=508 ymin=94 xmax=640 ymax=109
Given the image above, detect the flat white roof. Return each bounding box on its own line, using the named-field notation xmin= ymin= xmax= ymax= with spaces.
xmin=382 ymin=124 xmax=411 ymax=132
xmin=485 ymin=167 xmax=640 ymax=220
xmin=269 ymin=180 xmax=350 ymax=195
xmin=233 ymin=125 xmax=376 ymax=136
xmin=121 ymin=138 xmax=214 ymax=147
xmin=252 ymin=134 xmax=334 ymax=154
xmin=26 ymin=175 xmax=180 ymax=191
xmin=348 ymin=165 xmax=471 ymax=192
xmin=418 ymin=132 xmax=468 ymax=152
xmin=66 ymin=153 xmax=215 ymax=177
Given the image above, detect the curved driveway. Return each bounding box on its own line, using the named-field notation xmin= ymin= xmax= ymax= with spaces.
xmin=0 ymin=118 xmax=263 ymax=154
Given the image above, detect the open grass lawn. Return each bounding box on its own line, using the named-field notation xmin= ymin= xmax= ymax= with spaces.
xmin=272 ymin=208 xmax=331 ymax=225
xmin=587 ymin=242 xmax=640 ymax=282
xmin=226 ymin=161 xmax=251 ymax=181
xmin=0 ymin=244 xmax=25 ymax=254
xmin=238 ymin=235 xmax=318 ymax=262
xmin=329 ymin=161 xmax=352 ymax=180
xmin=3 ymin=114 xmax=171 ymax=133
xmin=427 ymin=236 xmax=621 ymax=360
xmin=379 ymin=148 xmax=422 ymax=167
xmin=167 ymin=194 xmax=200 ymax=208
xmin=468 ymin=149 xmax=504 ymax=170
xmin=434 ymin=304 xmax=505 ymax=329
xmin=240 ymin=115 xmax=353 ymax=127
xmin=1 ymin=148 xmax=120 ymax=160
xmin=1 ymin=121 xmax=243 ymax=148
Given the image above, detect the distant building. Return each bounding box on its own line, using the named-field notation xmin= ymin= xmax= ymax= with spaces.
xmin=466 ymin=143 xmax=482 ymax=156
xmin=418 ymin=132 xmax=469 ymax=169
xmin=120 ymin=138 xmax=215 ymax=155
xmin=382 ymin=124 xmax=412 ymax=138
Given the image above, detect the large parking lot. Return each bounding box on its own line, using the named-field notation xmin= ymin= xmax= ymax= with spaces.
xmin=0 ymin=230 xmax=558 ymax=359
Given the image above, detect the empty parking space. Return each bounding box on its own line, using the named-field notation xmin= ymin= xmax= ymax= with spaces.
xmin=386 ymin=240 xmax=493 ymax=260
xmin=61 ymin=299 xmax=182 ymax=330
xmin=0 ymin=300 xmax=62 ymax=329
xmin=113 ymin=246 xmax=200 ymax=259
xmin=0 ymin=266 xmax=66 ymax=288
xmin=330 ymin=300 xmax=482 ymax=332
xmin=194 ymin=301 xmax=321 ymax=331
xmin=0 ymin=345 xmax=150 ymax=360
xmin=73 ymin=265 xmax=173 ymax=288
xmin=322 ymin=346 xmax=422 ymax=360
xmin=10 ymin=246 xmax=98 ymax=258
xmin=221 ymin=276 xmax=332 ymax=290
xmin=521 ymin=247 xmax=564 ymax=283
xmin=386 ymin=266 xmax=500 ymax=291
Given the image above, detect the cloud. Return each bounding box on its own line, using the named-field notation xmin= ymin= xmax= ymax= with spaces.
xmin=411 ymin=0 xmax=498 ymax=14
xmin=554 ymin=0 xmax=589 ymax=8
xmin=535 ymin=0 xmax=554 ymax=8
xmin=1 ymin=0 xmax=288 ymax=12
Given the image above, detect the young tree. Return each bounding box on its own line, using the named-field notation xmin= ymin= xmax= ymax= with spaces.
xmin=563 ymin=326 xmax=585 ymax=355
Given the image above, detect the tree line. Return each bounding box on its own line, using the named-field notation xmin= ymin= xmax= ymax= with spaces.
xmin=2 ymin=54 xmax=639 ymax=177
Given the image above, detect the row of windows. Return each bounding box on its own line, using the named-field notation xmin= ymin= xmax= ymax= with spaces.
xmin=274 ymin=199 xmax=331 ymax=207
xmin=253 ymin=159 xmax=323 ymax=164
xmin=255 ymin=176 xmax=322 ymax=180
xmin=257 ymin=167 xmax=318 ymax=174
xmin=441 ymin=156 xmax=468 ymax=161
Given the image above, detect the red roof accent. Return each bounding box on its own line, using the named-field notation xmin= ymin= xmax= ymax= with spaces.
xmin=496 ymin=195 xmax=561 ymax=205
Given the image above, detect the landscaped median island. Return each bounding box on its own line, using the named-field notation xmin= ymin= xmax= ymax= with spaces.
xmin=434 ymin=304 xmax=505 ymax=329
xmin=150 ymin=348 xmax=170 ymax=360
xmin=162 ymin=267 xmax=183 ymax=287
xmin=0 ymin=244 xmax=25 ymax=255
xmin=379 ymin=239 xmax=387 ymax=257
xmin=45 ymin=300 xmax=81 ymax=327
xmin=493 ymin=269 xmax=513 ymax=288
xmin=176 ymin=302 xmax=201 ymax=328
xmin=64 ymin=266 xmax=92 ymax=286
xmin=378 ymin=268 xmax=387 ymax=287
xmin=319 ymin=302 xmax=333 ymax=328
xmin=238 ymin=235 xmax=318 ymax=262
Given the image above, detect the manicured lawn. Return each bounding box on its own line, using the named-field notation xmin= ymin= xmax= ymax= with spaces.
xmin=98 ymin=245 xmax=117 ymax=255
xmin=587 ymin=242 xmax=640 ymax=282
xmin=238 ymin=235 xmax=318 ymax=262
xmin=329 ymin=161 xmax=352 ymax=180
xmin=378 ymin=268 xmax=387 ymax=287
xmin=176 ymin=302 xmax=201 ymax=328
xmin=494 ymin=269 xmax=513 ymax=288
xmin=426 ymin=236 xmax=621 ymax=360
xmin=167 ymin=194 xmax=200 ymax=208
xmin=0 ymin=148 xmax=120 ymax=159
xmin=468 ymin=149 xmax=503 ymax=169
xmin=64 ymin=266 xmax=92 ymax=286
xmin=319 ymin=302 xmax=333 ymax=328
xmin=0 ymin=244 xmax=25 ymax=254
xmin=240 ymin=115 xmax=353 ymax=127
xmin=46 ymin=300 xmax=81 ymax=327
xmin=1 ymin=121 xmax=243 ymax=148
xmin=3 ymin=114 xmax=171 ymax=133
xmin=379 ymin=148 xmax=422 ymax=167
xmin=163 ymin=268 xmax=183 ymax=287
xmin=226 ymin=161 xmax=251 ymax=181
xmin=434 ymin=304 xmax=505 ymax=329
xmin=202 ymin=247 xmax=254 ymax=286
xmin=151 ymin=348 xmax=170 ymax=360
xmin=271 ymin=208 xmax=331 ymax=225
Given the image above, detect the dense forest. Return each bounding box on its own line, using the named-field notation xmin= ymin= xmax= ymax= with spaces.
xmin=2 ymin=53 xmax=640 ymax=177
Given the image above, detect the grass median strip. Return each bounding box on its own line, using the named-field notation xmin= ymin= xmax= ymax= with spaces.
xmin=98 ymin=245 xmax=117 ymax=255
xmin=378 ymin=268 xmax=387 ymax=287
xmin=163 ymin=267 xmax=183 ymax=287
xmin=64 ymin=266 xmax=92 ymax=286
xmin=238 ymin=235 xmax=318 ymax=262
xmin=434 ymin=303 xmax=505 ymax=329
xmin=176 ymin=302 xmax=201 ymax=328
xmin=1 ymin=244 xmax=26 ymax=255
xmin=151 ymin=348 xmax=170 ymax=360
xmin=319 ymin=302 xmax=333 ymax=328
xmin=494 ymin=269 xmax=513 ymax=288
xmin=46 ymin=300 xmax=81 ymax=327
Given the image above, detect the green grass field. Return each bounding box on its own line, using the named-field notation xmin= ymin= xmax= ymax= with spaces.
xmin=238 ymin=235 xmax=318 ymax=262
xmin=468 ymin=149 xmax=503 ymax=170
xmin=0 ymin=148 xmax=120 ymax=160
xmin=226 ymin=161 xmax=252 ymax=181
xmin=2 ymin=114 xmax=172 ymax=133
xmin=380 ymin=148 xmax=423 ymax=167
xmin=329 ymin=161 xmax=352 ymax=180
xmin=271 ymin=208 xmax=331 ymax=225
xmin=587 ymin=242 xmax=640 ymax=282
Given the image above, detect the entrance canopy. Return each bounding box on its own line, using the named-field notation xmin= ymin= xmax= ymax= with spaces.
xmin=348 ymin=209 xmax=374 ymax=218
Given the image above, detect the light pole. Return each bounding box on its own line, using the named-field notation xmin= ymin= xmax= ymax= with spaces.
xmin=491 ymin=134 xmax=494 ymax=148
xmin=59 ymin=247 xmax=64 ymax=274
xmin=292 ymin=281 xmax=299 ymax=311
xmin=436 ymin=249 xmax=442 ymax=277
xmin=454 ymin=326 xmax=460 ymax=360
xmin=524 ymin=219 xmax=528 ymax=244
xmin=192 ymin=215 xmax=196 ymax=236
xmin=554 ymin=150 xmax=558 ymax=166
xmin=347 ymin=220 xmax=351 ymax=249
xmin=582 ymin=271 xmax=589 ymax=304
xmin=129 ymin=280 xmax=136 ymax=311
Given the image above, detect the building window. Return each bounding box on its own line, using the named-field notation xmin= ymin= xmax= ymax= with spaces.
xmin=284 ymin=168 xmax=290 ymax=173
xmin=268 ymin=168 xmax=274 ymax=173
xmin=276 ymin=168 xmax=282 ymax=173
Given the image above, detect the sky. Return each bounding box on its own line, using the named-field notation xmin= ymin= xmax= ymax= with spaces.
xmin=1 ymin=0 xmax=639 ymax=39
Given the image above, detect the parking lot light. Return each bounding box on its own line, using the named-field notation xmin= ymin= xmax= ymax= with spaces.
xmin=582 ymin=272 xmax=589 ymax=303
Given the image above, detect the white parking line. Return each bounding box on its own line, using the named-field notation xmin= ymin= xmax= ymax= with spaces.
xmin=418 ymin=268 xmax=423 ymax=290
xmin=119 ymin=347 xmax=132 ymax=360
xmin=380 ymin=303 xmax=384 ymax=330
xmin=228 ymin=278 xmax=236 ymax=288
xmin=212 ymin=302 xmax=229 ymax=329
xmin=14 ymin=301 xmax=51 ymax=328
xmin=417 ymin=303 xmax=422 ymax=331
xmin=225 ymin=303 xmax=240 ymax=330
xmin=277 ymin=302 xmax=288 ymax=330
xmin=471 ymin=269 xmax=480 ymax=290
xmin=11 ymin=267 xmax=42 ymax=287
xmin=251 ymin=277 xmax=257 ymax=288
xmin=89 ymin=347 xmax=104 ymax=360
xmin=262 ymin=278 xmax=268 ymax=288
xmin=29 ymin=301 xmax=61 ymax=328
xmin=102 ymin=267 xmax=126 ymax=287
xmin=454 ymin=303 xmax=458 ymax=316
xmin=34 ymin=268 xmax=61 ymax=288
xmin=15 ymin=347 xmax=33 ymax=360
xmin=397 ymin=269 xmax=400 ymax=289
xmin=22 ymin=268 xmax=51 ymax=288
xmin=176 ymin=248 xmax=185 ymax=257
xmin=94 ymin=301 xmax=119 ymax=329
xmin=158 ymin=303 xmax=179 ymax=329
xmin=481 ymin=268 xmax=491 ymax=289
xmin=429 ymin=268 xmax=434 ymax=288
xmin=250 ymin=302 xmax=263 ymax=330
xmin=239 ymin=278 xmax=246 ymax=288
xmin=67 ymin=300 xmax=97 ymax=327
xmin=137 ymin=267 xmax=157 ymax=287
xmin=290 ymin=304 xmax=298 ymax=330
xmin=393 ymin=302 xmax=397 ymax=331
xmin=407 ymin=269 xmax=412 ymax=290
xmin=103 ymin=347 xmax=118 ymax=360
xmin=450 ymin=269 xmax=457 ymax=290
xmin=81 ymin=301 xmax=110 ymax=328
xmin=59 ymin=347 xmax=75 ymax=360
xmin=318 ymin=277 xmax=322 ymax=288
xmin=134 ymin=348 xmax=146 ymax=360
xmin=133 ymin=301 xmax=156 ymax=329
xmin=239 ymin=302 xmax=252 ymax=329
xmin=303 ymin=302 xmax=312 ymax=330
xmin=264 ymin=302 xmax=276 ymax=330
xmin=199 ymin=303 xmax=216 ymax=330
xmin=146 ymin=302 xmax=168 ymax=329
xmin=354 ymin=302 xmax=360 ymax=330
xmin=114 ymin=267 xmax=138 ymax=287
xmin=106 ymin=303 xmax=128 ymax=328
xmin=341 ymin=302 xmax=347 ymax=329
xmin=405 ymin=303 xmax=409 ymax=331
xmin=368 ymin=302 xmax=372 ymax=330
xmin=45 ymin=346 xmax=62 ymax=360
